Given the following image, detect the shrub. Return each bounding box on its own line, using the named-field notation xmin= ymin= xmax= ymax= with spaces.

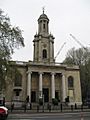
xmin=52 ymin=98 xmax=58 ymax=105
xmin=39 ymin=98 xmax=43 ymax=106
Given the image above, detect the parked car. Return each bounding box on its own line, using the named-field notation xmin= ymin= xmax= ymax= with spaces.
xmin=0 ymin=99 xmax=8 ymax=120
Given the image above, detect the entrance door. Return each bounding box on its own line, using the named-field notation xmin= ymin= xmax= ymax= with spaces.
xmin=43 ymin=88 xmax=49 ymax=102
xmin=31 ymin=91 xmax=36 ymax=102
xmin=55 ymin=91 xmax=59 ymax=100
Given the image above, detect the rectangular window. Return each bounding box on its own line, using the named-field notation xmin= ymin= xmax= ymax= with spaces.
xmin=14 ymin=74 xmax=22 ymax=87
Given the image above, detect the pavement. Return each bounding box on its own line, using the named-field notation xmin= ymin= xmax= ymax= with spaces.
xmin=7 ymin=111 xmax=90 ymax=120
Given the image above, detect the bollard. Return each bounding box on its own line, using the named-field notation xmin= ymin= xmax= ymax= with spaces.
xmin=37 ymin=104 xmax=39 ymax=112
xmin=11 ymin=103 xmax=14 ymax=112
xmin=23 ymin=103 xmax=26 ymax=112
xmin=71 ymin=105 xmax=73 ymax=111
xmin=60 ymin=103 xmax=63 ymax=112
xmin=42 ymin=105 xmax=44 ymax=112
xmin=49 ymin=104 xmax=51 ymax=112
xmin=81 ymin=104 xmax=83 ymax=111
xmin=47 ymin=103 xmax=49 ymax=111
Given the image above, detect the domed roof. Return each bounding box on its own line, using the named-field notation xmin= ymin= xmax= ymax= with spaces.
xmin=38 ymin=10 xmax=49 ymax=21
xmin=39 ymin=13 xmax=48 ymax=19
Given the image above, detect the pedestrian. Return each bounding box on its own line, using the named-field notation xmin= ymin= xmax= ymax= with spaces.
xmin=23 ymin=102 xmax=26 ymax=112
xmin=11 ymin=103 xmax=14 ymax=112
xmin=3 ymin=97 xmax=5 ymax=106
xmin=71 ymin=105 xmax=73 ymax=111
xmin=75 ymin=103 xmax=77 ymax=109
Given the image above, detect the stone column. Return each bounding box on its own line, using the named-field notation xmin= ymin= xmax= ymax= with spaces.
xmin=27 ymin=72 xmax=32 ymax=102
xmin=62 ymin=74 xmax=66 ymax=102
xmin=51 ymin=72 xmax=55 ymax=99
xmin=39 ymin=72 xmax=43 ymax=98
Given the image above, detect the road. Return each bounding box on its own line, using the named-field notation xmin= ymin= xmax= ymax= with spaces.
xmin=7 ymin=112 xmax=90 ymax=120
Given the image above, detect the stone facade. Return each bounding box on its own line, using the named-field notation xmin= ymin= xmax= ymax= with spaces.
xmin=5 ymin=10 xmax=82 ymax=105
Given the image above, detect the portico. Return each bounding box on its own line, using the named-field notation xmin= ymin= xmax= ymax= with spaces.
xmin=27 ymin=69 xmax=66 ymax=103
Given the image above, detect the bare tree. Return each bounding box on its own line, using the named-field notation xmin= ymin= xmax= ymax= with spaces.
xmin=0 ymin=9 xmax=25 ymax=91
xmin=63 ymin=47 xmax=90 ymax=100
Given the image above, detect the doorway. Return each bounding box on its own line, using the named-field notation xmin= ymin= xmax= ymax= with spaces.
xmin=43 ymin=88 xmax=49 ymax=102
xmin=31 ymin=91 xmax=36 ymax=102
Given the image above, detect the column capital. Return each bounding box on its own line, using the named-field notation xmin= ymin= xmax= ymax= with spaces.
xmin=51 ymin=72 xmax=55 ymax=75
xmin=61 ymin=73 xmax=65 ymax=77
xmin=39 ymin=72 xmax=43 ymax=75
xmin=27 ymin=71 xmax=32 ymax=74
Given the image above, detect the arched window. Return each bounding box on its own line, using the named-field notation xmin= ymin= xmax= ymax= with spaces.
xmin=14 ymin=73 xmax=22 ymax=87
xmin=43 ymin=24 xmax=45 ymax=29
xmin=68 ymin=76 xmax=74 ymax=88
xmin=42 ymin=49 xmax=47 ymax=59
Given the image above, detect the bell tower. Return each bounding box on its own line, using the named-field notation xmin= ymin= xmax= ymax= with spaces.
xmin=33 ymin=10 xmax=55 ymax=64
xmin=38 ymin=8 xmax=49 ymax=35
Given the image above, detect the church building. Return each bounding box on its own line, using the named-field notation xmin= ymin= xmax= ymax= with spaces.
xmin=5 ymin=10 xmax=82 ymax=105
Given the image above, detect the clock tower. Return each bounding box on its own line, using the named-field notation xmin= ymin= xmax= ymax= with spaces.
xmin=33 ymin=10 xmax=55 ymax=64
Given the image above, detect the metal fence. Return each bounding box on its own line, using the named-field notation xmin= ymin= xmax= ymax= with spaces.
xmin=6 ymin=102 xmax=90 ymax=113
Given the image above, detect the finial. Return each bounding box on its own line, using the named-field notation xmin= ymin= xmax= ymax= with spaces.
xmin=42 ymin=6 xmax=45 ymax=14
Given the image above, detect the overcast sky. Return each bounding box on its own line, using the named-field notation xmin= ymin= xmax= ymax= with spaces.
xmin=0 ymin=0 xmax=90 ymax=62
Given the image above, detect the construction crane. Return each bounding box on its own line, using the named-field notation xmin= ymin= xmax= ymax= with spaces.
xmin=54 ymin=42 xmax=66 ymax=60
xmin=70 ymin=34 xmax=86 ymax=50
